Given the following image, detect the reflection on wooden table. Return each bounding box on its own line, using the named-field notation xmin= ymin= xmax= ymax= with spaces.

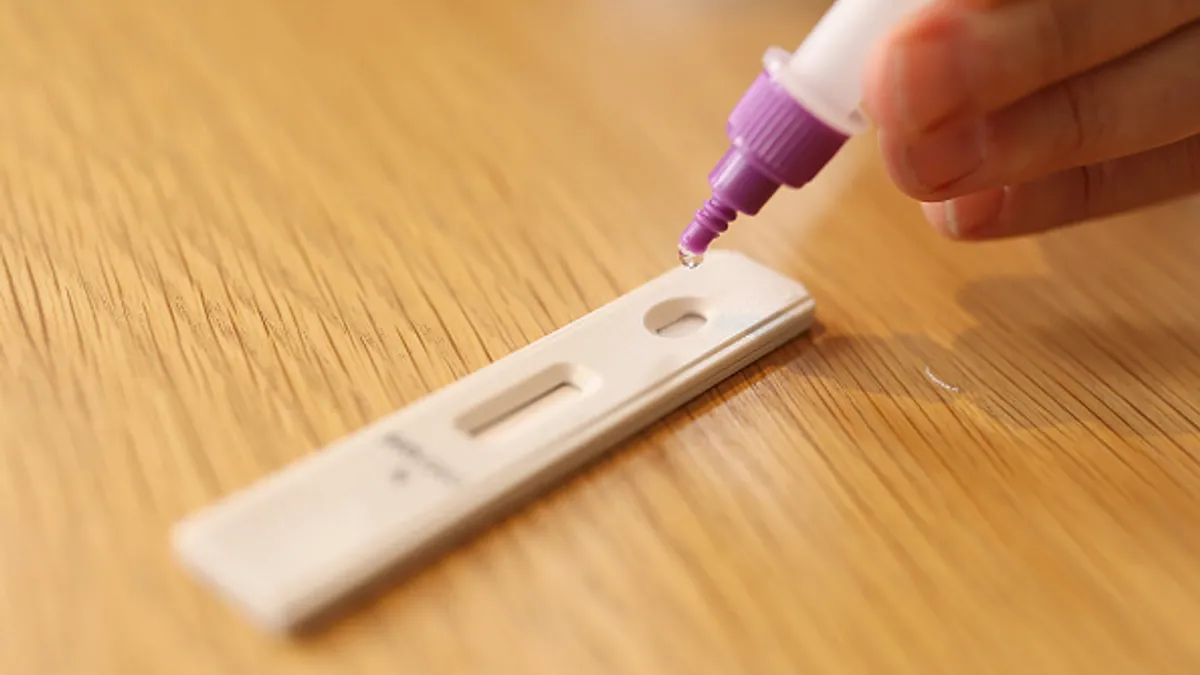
xmin=2 ymin=0 xmax=1200 ymax=673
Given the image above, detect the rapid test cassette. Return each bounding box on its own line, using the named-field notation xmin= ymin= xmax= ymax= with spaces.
xmin=171 ymin=250 xmax=816 ymax=632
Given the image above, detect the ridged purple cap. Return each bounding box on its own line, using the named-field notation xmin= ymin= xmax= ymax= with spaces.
xmin=680 ymin=69 xmax=849 ymax=256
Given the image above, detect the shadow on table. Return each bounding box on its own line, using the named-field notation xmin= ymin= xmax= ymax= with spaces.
xmin=769 ymin=214 xmax=1200 ymax=439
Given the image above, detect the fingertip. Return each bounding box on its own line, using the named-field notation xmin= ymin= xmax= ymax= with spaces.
xmin=876 ymin=129 xmax=934 ymax=201
xmin=860 ymin=10 xmax=922 ymax=132
xmin=867 ymin=3 xmax=977 ymax=138
xmin=859 ymin=30 xmax=896 ymax=128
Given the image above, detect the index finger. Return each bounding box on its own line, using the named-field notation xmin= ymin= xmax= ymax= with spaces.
xmin=863 ymin=0 xmax=1200 ymax=137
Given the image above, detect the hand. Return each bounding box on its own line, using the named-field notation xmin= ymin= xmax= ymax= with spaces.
xmin=861 ymin=0 xmax=1200 ymax=240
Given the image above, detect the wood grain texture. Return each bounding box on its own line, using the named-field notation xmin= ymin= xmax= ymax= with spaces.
xmin=4 ymin=0 xmax=1200 ymax=672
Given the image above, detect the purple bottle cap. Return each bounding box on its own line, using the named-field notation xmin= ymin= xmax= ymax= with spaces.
xmin=679 ymin=69 xmax=849 ymax=261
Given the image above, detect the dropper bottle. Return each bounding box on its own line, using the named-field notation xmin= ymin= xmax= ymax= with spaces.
xmin=678 ymin=0 xmax=932 ymax=267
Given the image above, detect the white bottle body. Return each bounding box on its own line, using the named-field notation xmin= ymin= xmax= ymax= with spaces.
xmin=771 ymin=0 xmax=932 ymax=135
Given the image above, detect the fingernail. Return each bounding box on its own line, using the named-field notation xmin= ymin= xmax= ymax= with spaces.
xmin=943 ymin=199 xmax=962 ymax=238
xmin=925 ymin=190 xmax=1007 ymax=239
xmin=903 ymin=120 xmax=986 ymax=191
xmin=920 ymin=201 xmax=952 ymax=237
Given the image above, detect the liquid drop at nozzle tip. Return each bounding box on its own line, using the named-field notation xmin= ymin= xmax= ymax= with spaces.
xmin=678 ymin=245 xmax=704 ymax=269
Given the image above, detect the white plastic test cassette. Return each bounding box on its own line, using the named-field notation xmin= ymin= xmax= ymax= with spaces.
xmin=171 ymin=250 xmax=816 ymax=632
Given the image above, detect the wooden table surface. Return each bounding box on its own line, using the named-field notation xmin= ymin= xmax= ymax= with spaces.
xmin=5 ymin=0 xmax=1200 ymax=672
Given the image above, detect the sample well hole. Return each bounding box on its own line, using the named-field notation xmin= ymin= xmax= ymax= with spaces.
xmin=643 ymin=297 xmax=708 ymax=338
xmin=657 ymin=313 xmax=706 ymax=337
xmin=456 ymin=363 xmax=594 ymax=442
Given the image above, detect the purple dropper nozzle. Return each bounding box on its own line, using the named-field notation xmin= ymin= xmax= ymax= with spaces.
xmin=679 ymin=69 xmax=850 ymax=265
